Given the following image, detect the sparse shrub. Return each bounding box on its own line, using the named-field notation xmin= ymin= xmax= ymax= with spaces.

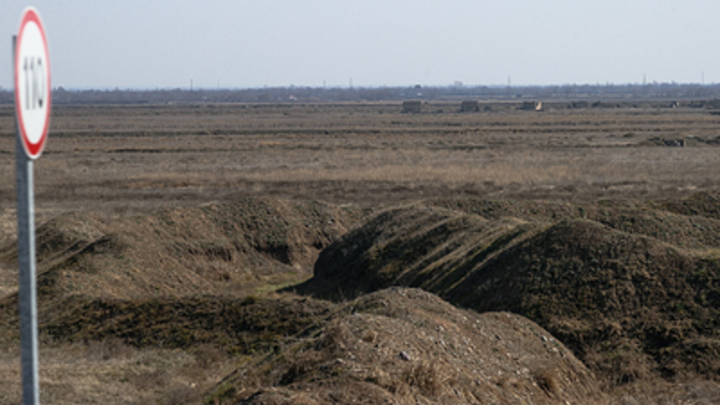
xmin=278 ymin=350 xmax=323 ymax=386
xmin=403 ymin=361 xmax=442 ymax=397
xmin=534 ymin=367 xmax=560 ymax=396
xmin=317 ymin=323 xmax=350 ymax=350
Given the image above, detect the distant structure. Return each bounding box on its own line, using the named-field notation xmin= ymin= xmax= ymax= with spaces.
xmin=460 ymin=100 xmax=479 ymax=112
xmin=676 ymin=138 xmax=686 ymax=147
xmin=402 ymin=100 xmax=422 ymax=113
xmin=519 ymin=101 xmax=543 ymax=111
xmin=663 ymin=138 xmax=686 ymax=147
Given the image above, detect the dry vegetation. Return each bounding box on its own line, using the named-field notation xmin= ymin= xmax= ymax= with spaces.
xmin=3 ymin=101 xmax=720 ymax=232
xmin=1 ymin=101 xmax=720 ymax=403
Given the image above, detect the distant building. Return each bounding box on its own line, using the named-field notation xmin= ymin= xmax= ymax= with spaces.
xmin=402 ymin=100 xmax=422 ymax=113
xmin=519 ymin=101 xmax=543 ymax=111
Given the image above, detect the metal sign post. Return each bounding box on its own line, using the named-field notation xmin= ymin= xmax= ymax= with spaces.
xmin=15 ymin=76 xmax=39 ymax=404
xmin=14 ymin=7 xmax=51 ymax=405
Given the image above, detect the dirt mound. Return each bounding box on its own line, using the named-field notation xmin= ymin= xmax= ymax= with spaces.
xmin=297 ymin=201 xmax=720 ymax=387
xmin=450 ymin=219 xmax=720 ymax=384
xmin=432 ymin=196 xmax=720 ymax=250
xmin=658 ymin=191 xmax=720 ymax=220
xmin=205 ymin=288 xmax=607 ymax=405
xmin=0 ymin=197 xmax=367 ymax=303
xmin=295 ymin=203 xmax=541 ymax=300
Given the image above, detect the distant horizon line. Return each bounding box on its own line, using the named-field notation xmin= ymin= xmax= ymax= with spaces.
xmin=0 ymin=81 xmax=716 ymax=92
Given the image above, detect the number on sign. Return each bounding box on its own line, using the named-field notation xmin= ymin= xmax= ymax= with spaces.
xmin=23 ymin=57 xmax=45 ymax=110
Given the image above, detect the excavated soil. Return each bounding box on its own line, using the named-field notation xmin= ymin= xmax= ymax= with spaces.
xmin=296 ymin=194 xmax=720 ymax=390
xmin=1 ymin=196 xmax=719 ymax=403
xmin=0 ymin=197 xmax=367 ymax=303
xmin=204 ymin=288 xmax=607 ymax=405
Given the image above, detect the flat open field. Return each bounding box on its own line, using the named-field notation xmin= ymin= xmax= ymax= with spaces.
xmin=1 ymin=101 xmax=720 ymax=243
xmin=1 ymin=101 xmax=720 ymax=404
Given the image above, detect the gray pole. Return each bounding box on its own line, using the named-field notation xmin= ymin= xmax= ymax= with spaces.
xmin=14 ymin=35 xmax=41 ymax=405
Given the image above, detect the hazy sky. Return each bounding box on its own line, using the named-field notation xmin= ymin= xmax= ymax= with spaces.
xmin=2 ymin=1 xmax=720 ymax=89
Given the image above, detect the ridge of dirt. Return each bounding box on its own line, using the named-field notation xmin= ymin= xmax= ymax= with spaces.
xmin=2 ymin=194 xmax=720 ymax=402
xmin=657 ymin=192 xmax=720 ymax=220
xmin=205 ymin=288 xmax=608 ymax=405
xmin=450 ymin=219 xmax=720 ymax=384
xmin=294 ymin=203 xmax=544 ymax=300
xmin=295 ymin=196 xmax=720 ymax=388
xmin=432 ymin=195 xmax=720 ymax=250
xmin=0 ymin=197 xmax=368 ymax=303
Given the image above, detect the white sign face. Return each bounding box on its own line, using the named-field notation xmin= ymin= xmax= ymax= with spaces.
xmin=15 ymin=7 xmax=51 ymax=159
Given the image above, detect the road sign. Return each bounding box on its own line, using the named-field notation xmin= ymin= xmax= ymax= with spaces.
xmin=13 ymin=7 xmax=51 ymax=405
xmin=15 ymin=7 xmax=51 ymax=159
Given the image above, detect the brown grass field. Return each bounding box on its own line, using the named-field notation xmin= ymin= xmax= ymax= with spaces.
xmin=0 ymin=101 xmax=720 ymax=404
xmin=3 ymin=101 xmax=720 ymax=229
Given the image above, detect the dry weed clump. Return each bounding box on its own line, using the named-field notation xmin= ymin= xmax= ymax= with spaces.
xmin=316 ymin=323 xmax=351 ymax=351
xmin=402 ymin=360 xmax=442 ymax=397
xmin=533 ymin=367 xmax=561 ymax=397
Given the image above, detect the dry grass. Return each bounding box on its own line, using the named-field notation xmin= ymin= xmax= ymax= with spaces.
xmin=0 ymin=339 xmax=240 ymax=405
xmin=2 ymin=103 xmax=720 ymax=232
xmin=611 ymin=379 xmax=720 ymax=405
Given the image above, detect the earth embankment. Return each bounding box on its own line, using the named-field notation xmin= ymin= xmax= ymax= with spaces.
xmin=297 ymin=194 xmax=720 ymax=387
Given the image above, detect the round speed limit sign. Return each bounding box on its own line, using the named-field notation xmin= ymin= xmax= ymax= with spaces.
xmin=14 ymin=7 xmax=51 ymax=159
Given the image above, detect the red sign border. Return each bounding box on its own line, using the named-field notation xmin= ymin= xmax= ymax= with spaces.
xmin=14 ymin=7 xmax=51 ymax=160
